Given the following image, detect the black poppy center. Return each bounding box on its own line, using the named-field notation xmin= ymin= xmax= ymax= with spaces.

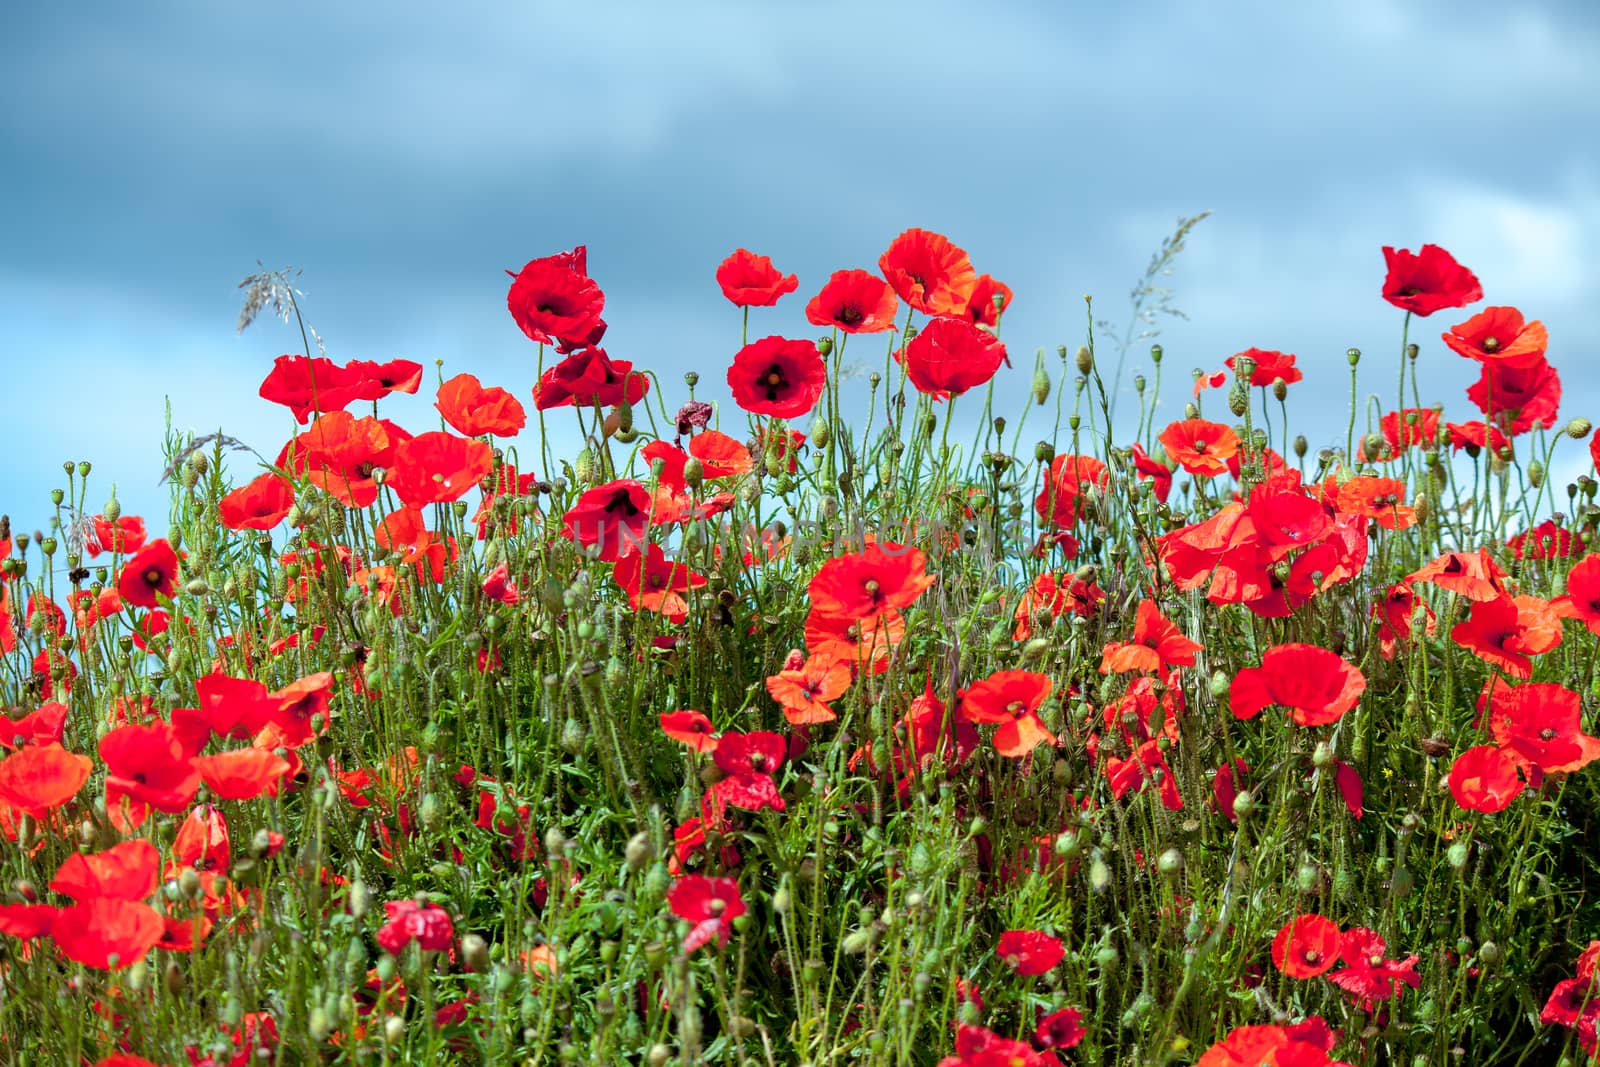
xmin=760 ymin=363 xmax=790 ymax=401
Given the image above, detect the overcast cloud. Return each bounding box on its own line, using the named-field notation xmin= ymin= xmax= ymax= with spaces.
xmin=4 ymin=0 xmax=1598 ymax=533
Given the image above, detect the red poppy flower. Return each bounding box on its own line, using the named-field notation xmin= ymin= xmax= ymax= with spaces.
xmin=116 ymin=538 xmax=180 ymax=611
xmin=878 ymin=228 xmax=977 ymax=316
xmin=660 ymin=710 xmax=718 ymax=754
xmin=193 ymin=748 xmax=292 ymax=801
xmin=1379 ymin=408 xmax=1441 ymax=457
xmin=727 ymin=336 xmax=826 ymax=418
xmin=1442 ymin=306 xmax=1547 ymax=368
xmin=345 ymin=357 xmax=424 ymax=401
xmin=1227 ymin=348 xmax=1302 ymax=387
xmin=99 ymin=722 xmax=202 ymax=825
xmin=1099 ymin=599 xmax=1203 ymax=674
xmin=805 ymin=268 xmax=901 ymax=334
xmin=562 ymin=479 xmax=651 ymax=562
xmin=612 ymin=543 xmax=706 ymax=622
xmin=1450 ymin=594 xmax=1561 ymax=680
xmin=218 ymin=472 xmax=296 ymax=531
xmin=1011 ymin=573 xmax=1104 ymax=640
xmin=1327 ymin=927 xmax=1422 ymax=1009
xmin=86 ymin=514 xmax=147 ymax=558
xmin=941 ymin=1024 xmax=1060 ymax=1067
xmin=1444 ymin=420 xmax=1512 ymax=459
xmin=715 ymin=249 xmax=798 ymax=308
xmin=1407 ymin=548 xmax=1506 ymax=602
xmin=958 ymin=669 xmax=1057 ymax=758
xmin=532 ymin=346 xmax=649 ymax=410
xmin=963 ymin=274 xmax=1013 ymax=327
xmin=377 ymin=899 xmax=455 ymax=955
xmin=898 ymin=316 xmax=1008 ymax=399
xmin=1034 ymin=454 xmax=1110 ymax=529
xmin=436 ymin=373 xmax=527 ymax=438
xmin=805 ymin=609 xmax=904 ymax=675
xmin=1104 ymin=738 xmax=1183 ymax=810
xmin=51 ymin=897 xmax=164 ymax=970
xmin=507 ymin=248 xmax=605 ymax=348
xmin=1272 ymin=914 xmax=1341 ymax=978
xmin=51 ymin=839 xmax=159 ymax=902
xmin=1465 ymin=355 xmax=1561 ymax=435
xmin=808 ymin=544 xmax=935 ymax=622
xmin=1128 ymin=443 xmax=1173 ymax=502
xmin=1449 ymin=744 xmax=1522 ymax=812
xmin=1485 ymin=682 xmax=1600 ymax=774
xmin=1034 ymin=1007 xmax=1085 ymax=1051
xmin=1553 ymin=554 xmax=1600 ymax=636
xmin=666 ymin=874 xmax=746 ymax=953
xmin=1507 ymin=519 xmax=1576 ymax=561
xmin=1381 ymin=244 xmax=1482 ymax=316
xmin=1230 ymin=644 xmax=1366 ymax=726
xmin=766 ymin=653 xmax=852 ymax=725
xmin=173 ymin=804 xmax=231 ymax=872
xmin=1159 ymin=419 xmax=1239 ymax=478
xmin=1334 ymin=476 xmax=1415 ymax=530
xmin=258 ymin=355 xmax=364 ymax=424
xmin=385 ymin=432 xmax=494 ymax=508
xmin=0 ymin=743 xmax=91 ymax=816
xmin=996 ymin=929 xmax=1064 ymax=976
xmin=293 ymin=411 xmax=400 ymax=509
xmin=0 ymin=702 xmax=69 ymax=751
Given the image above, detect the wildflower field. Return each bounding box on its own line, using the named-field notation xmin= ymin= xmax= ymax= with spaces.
xmin=2 ymin=229 xmax=1598 ymax=1066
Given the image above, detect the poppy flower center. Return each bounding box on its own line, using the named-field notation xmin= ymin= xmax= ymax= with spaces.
xmin=144 ymin=568 xmax=163 ymax=586
xmin=708 ymin=898 xmax=726 ymax=916
xmin=605 ymin=494 xmax=640 ymax=518
xmin=1482 ymin=336 xmax=1500 ymax=352
xmin=760 ymin=364 xmax=790 ymax=401
xmin=1540 ymin=727 xmax=1558 ymax=741
xmin=1398 ymin=286 xmax=1419 ymax=297
xmin=1303 ymin=950 xmax=1321 ymax=963
xmin=837 ymin=305 xmax=863 ymax=326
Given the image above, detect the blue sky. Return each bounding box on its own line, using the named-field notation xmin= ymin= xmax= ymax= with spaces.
xmin=5 ymin=1 xmax=1599 ymax=536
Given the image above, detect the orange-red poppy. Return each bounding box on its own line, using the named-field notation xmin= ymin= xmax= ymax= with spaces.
xmin=1230 ymin=644 xmax=1365 ymax=726
xmin=878 ymin=228 xmax=977 ymax=316
xmin=1098 ymin=599 xmax=1202 ymax=674
xmin=1159 ymin=419 xmax=1238 ymax=478
xmin=436 ymin=373 xmax=527 ymax=438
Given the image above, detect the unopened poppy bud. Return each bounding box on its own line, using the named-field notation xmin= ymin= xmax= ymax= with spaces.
xmin=1227 ymin=790 xmax=1256 ymax=819
xmin=1346 ymin=347 xmax=1361 ymax=367
xmin=1074 ymin=346 xmax=1093 ymax=375
xmin=1312 ymin=741 xmax=1336 ymax=769
xmin=1035 ymin=441 xmax=1055 ymax=464
xmin=1232 ymin=355 xmax=1256 ymax=383
xmin=1208 ymin=670 xmax=1230 ymax=699
xmin=1157 ymin=848 xmax=1183 ymax=876
xmin=1184 ymin=402 xmax=1200 ymax=420
xmin=1293 ymin=435 xmax=1308 ymax=459
xmin=624 ymin=831 xmax=651 ymax=870
xmin=646 ymin=1044 xmax=671 ymax=1067
xmin=462 ymin=934 xmax=491 ymax=972
xmin=384 ymin=1016 xmax=405 ymax=1045
xmin=1089 ymin=853 xmax=1111 ymax=893
xmin=681 ymin=457 xmax=704 ymax=489
xmin=1272 ymin=379 xmax=1288 ymax=402
xmin=1296 ymin=862 xmax=1321 ymax=893
xmin=1413 ymin=493 xmax=1430 ymax=525
xmin=1362 ymin=434 xmax=1385 ymax=463
xmin=1031 ymin=367 xmax=1051 ymax=405
xmin=103 ymin=491 xmax=121 ymax=522
xmin=1528 ymin=460 xmax=1545 ymax=488
xmin=1567 ymin=417 xmax=1592 ymax=439
xmin=1446 ymin=841 xmax=1469 ymax=871
xmin=809 ymin=416 xmax=831 ymax=449
xmin=348 ymin=878 xmax=370 ymax=918
xmin=1094 ymin=944 xmax=1119 ymax=968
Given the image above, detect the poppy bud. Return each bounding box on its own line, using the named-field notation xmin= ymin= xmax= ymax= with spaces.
xmin=1293 ymin=435 xmax=1308 ymax=459
xmin=1567 ymin=418 xmax=1592 ymax=439
xmin=1413 ymin=493 xmax=1430 ymax=525
xmin=1157 ymin=848 xmax=1183 ymax=876
xmin=1074 ymin=346 xmax=1093 ymax=374
xmin=1032 ymin=367 xmax=1051 ymax=405
xmin=1089 ymin=853 xmax=1111 ymax=893
xmin=1272 ymin=379 xmax=1288 ymax=402
xmin=1346 ymin=347 xmax=1361 ymax=367
xmin=1296 ymin=862 xmax=1320 ymax=893
xmin=1528 ymin=460 xmax=1545 ymax=488
xmin=1231 ymin=791 xmax=1256 ymax=819
xmin=1446 ymin=841 xmax=1469 ymax=872
xmin=1406 ymin=342 xmax=1419 ymax=362
xmin=1094 ymin=944 xmax=1119 ymax=968
xmin=1208 ymin=670 xmax=1230 ymax=699
xmin=1184 ymin=402 xmax=1200 ymax=420
xmin=681 ymin=457 xmax=704 ymax=490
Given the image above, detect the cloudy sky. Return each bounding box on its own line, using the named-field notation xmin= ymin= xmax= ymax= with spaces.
xmin=5 ymin=1 xmax=1598 ymax=536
